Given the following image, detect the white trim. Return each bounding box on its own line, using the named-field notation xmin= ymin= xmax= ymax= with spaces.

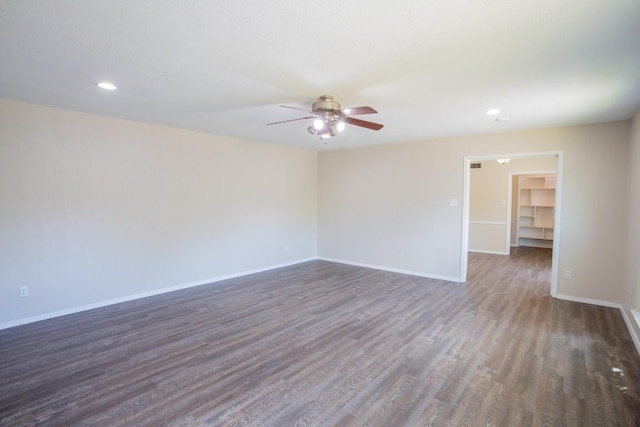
xmin=318 ymin=257 xmax=463 ymax=283
xmin=460 ymin=156 xmax=471 ymax=281
xmin=469 ymin=220 xmax=507 ymax=225
xmin=555 ymin=293 xmax=621 ymax=308
xmin=621 ymin=308 xmax=640 ymax=356
xmin=550 ymin=152 xmax=563 ymax=297
xmin=465 ymin=151 xmax=563 ymax=162
xmin=0 ymin=257 xmax=317 ymax=331
xmin=506 ymin=172 xmax=513 ymax=251
xmin=468 ymin=249 xmax=509 ymax=255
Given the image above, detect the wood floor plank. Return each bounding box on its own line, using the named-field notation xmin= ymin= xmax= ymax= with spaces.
xmin=1 ymin=247 xmax=639 ymax=426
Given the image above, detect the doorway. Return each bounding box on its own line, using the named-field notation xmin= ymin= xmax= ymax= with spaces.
xmin=461 ymin=151 xmax=563 ymax=297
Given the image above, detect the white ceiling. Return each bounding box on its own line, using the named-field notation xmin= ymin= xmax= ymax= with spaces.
xmin=1 ymin=1 xmax=639 ymax=151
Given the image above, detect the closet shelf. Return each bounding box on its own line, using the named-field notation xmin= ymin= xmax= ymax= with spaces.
xmin=517 ymin=175 xmax=556 ymax=248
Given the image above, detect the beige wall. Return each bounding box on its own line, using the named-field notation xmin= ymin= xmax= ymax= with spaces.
xmin=319 ymin=121 xmax=630 ymax=302
xmin=318 ymin=141 xmax=465 ymax=280
xmin=469 ymin=157 xmax=557 ymax=253
xmin=0 ymin=100 xmax=318 ymax=325
xmin=1 ymin=98 xmax=635 ymax=328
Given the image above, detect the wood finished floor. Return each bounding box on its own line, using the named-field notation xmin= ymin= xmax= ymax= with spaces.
xmin=1 ymin=247 xmax=639 ymax=426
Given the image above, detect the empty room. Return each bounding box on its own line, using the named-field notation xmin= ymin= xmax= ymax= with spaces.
xmin=1 ymin=1 xmax=640 ymax=426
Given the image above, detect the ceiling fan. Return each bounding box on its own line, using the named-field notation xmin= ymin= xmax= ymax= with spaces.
xmin=266 ymin=95 xmax=383 ymax=138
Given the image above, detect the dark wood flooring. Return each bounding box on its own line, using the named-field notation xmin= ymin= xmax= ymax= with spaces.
xmin=1 ymin=248 xmax=639 ymax=426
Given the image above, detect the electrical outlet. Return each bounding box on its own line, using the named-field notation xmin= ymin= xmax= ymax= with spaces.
xmin=19 ymin=286 xmax=29 ymax=297
xmin=564 ymin=270 xmax=573 ymax=280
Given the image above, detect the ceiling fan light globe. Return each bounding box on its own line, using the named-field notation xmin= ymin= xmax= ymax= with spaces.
xmin=313 ymin=119 xmax=324 ymax=130
xmin=336 ymin=121 xmax=346 ymax=132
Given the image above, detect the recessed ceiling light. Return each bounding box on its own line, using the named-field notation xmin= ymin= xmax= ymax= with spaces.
xmin=97 ymin=82 xmax=117 ymax=90
xmin=485 ymin=108 xmax=500 ymax=115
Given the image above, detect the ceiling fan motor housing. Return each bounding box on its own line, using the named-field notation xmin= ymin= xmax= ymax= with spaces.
xmin=312 ymin=95 xmax=341 ymax=113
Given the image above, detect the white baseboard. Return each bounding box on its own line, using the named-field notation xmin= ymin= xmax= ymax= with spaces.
xmin=468 ymin=249 xmax=509 ymax=255
xmin=0 ymin=257 xmax=317 ymax=331
xmin=620 ymin=308 xmax=640 ymax=357
xmin=318 ymin=256 xmax=463 ymax=283
xmin=554 ymin=293 xmax=621 ymax=308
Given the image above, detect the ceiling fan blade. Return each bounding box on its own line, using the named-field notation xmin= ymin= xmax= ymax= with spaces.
xmin=344 ymin=117 xmax=384 ymax=131
xmin=280 ymin=105 xmax=317 ymax=114
xmin=342 ymin=106 xmax=378 ymax=115
xmin=266 ymin=116 xmax=316 ymax=126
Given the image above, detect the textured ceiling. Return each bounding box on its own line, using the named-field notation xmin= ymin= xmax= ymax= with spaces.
xmin=1 ymin=0 xmax=639 ymax=150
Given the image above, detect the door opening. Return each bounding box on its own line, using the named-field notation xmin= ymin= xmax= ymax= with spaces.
xmin=461 ymin=151 xmax=563 ymax=297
